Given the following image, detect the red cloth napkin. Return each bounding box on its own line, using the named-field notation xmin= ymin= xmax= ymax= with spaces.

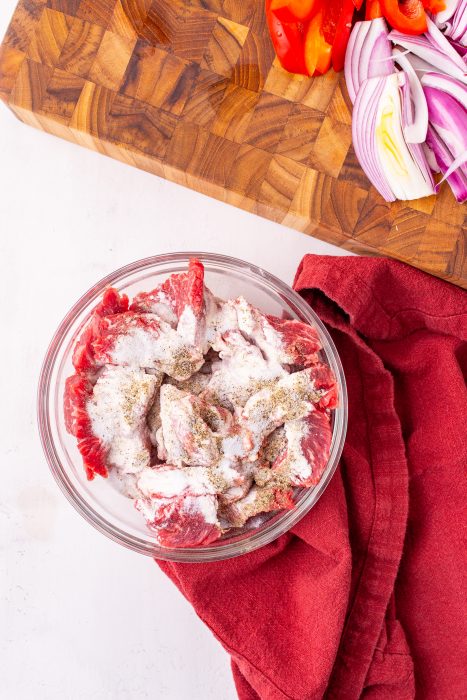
xmin=158 ymin=256 xmax=467 ymax=700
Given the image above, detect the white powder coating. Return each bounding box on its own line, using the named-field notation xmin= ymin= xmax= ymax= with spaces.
xmin=164 ymin=367 xmax=212 ymax=396
xmin=135 ymin=465 xmax=220 ymax=533
xmin=136 ymin=494 xmax=219 ymax=532
xmin=277 ymin=418 xmax=313 ymax=484
xmin=204 ymin=330 xmax=287 ymax=410
xmin=131 ymin=289 xmax=178 ymax=326
xmin=71 ymin=262 xmax=335 ymax=545
xmin=241 ymin=369 xmax=315 ymax=459
xmin=108 ymin=314 xmax=204 ymax=381
xmin=87 ymin=366 xmax=158 ymax=476
xmin=137 ymin=465 xmax=217 ymax=499
xmin=159 ymin=384 xmax=220 ymax=467
xmin=230 ymin=296 xmax=290 ymax=365
xmin=177 ymin=305 xmax=198 ymax=348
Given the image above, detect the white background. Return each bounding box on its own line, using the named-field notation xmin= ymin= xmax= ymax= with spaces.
xmin=0 ymin=3 xmax=350 ymax=697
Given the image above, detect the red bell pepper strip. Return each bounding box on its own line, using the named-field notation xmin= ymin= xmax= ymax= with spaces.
xmin=379 ymin=0 xmax=428 ymax=34
xmin=422 ymin=0 xmax=445 ymax=12
xmin=366 ymin=0 xmax=383 ymax=18
xmin=352 ymin=0 xmax=364 ymax=9
xmin=270 ymin=0 xmax=321 ymax=23
xmin=265 ymin=0 xmax=308 ymax=74
xmin=304 ymin=12 xmax=332 ymax=76
xmin=322 ymin=0 xmax=343 ymax=44
xmin=332 ymin=0 xmax=356 ymax=71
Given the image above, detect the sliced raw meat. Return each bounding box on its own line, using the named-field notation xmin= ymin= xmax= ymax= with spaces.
xmin=64 ymin=258 xmax=340 ymax=545
xmin=131 ymin=258 xmax=204 ymax=322
xmin=202 ymin=331 xmax=286 ymax=410
xmin=77 ymin=436 xmax=108 ymax=481
xmin=147 ymin=387 xmax=162 ymax=447
xmin=64 ymin=373 xmax=93 ymax=439
xmin=232 ymin=297 xmax=322 ymax=367
xmin=159 ymin=385 xmax=220 ymax=467
xmin=205 ymin=299 xmax=239 ymax=352
xmin=87 ymin=366 xmax=159 ymax=477
xmin=72 ymin=288 xmax=129 ymax=372
xmin=91 ymin=312 xmax=204 ymax=381
xmin=131 ymin=258 xmax=211 ymax=352
xmin=215 ymin=458 xmax=256 ymax=505
xmin=164 ymin=368 xmax=212 ymax=396
xmin=135 ymin=465 xmax=221 ymax=547
xmin=64 ymin=373 xmax=107 ymax=479
xmin=241 ymin=364 xmax=338 ymax=459
xmin=272 ymin=410 xmax=332 ymax=487
xmin=155 ymin=427 xmax=167 ymax=461
xmin=220 ymin=485 xmax=294 ymax=528
xmin=262 ymin=427 xmax=287 ymax=464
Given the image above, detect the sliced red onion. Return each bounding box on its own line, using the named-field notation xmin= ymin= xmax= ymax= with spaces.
xmin=404 ymin=52 xmax=440 ymax=73
xmin=426 ymin=16 xmax=467 ymax=63
xmin=424 ymin=85 xmax=467 ymax=179
xmin=437 ymin=149 xmax=467 ymax=182
xmin=445 ymin=0 xmax=467 ymax=45
xmin=421 ymin=71 xmax=467 ymax=109
xmin=423 ymin=141 xmax=441 ymax=172
xmin=345 ymin=19 xmax=394 ymax=104
xmin=435 ymin=0 xmax=460 ymax=24
xmin=447 ymin=37 xmax=467 ymax=56
xmin=393 ymin=48 xmax=428 ymax=142
xmin=352 ymin=73 xmax=435 ymax=201
xmin=426 ymin=125 xmax=467 ymax=201
xmin=389 ymin=19 xmax=467 ymax=83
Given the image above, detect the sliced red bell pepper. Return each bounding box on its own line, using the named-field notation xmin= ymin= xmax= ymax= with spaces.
xmin=265 ymin=0 xmax=308 ymax=74
xmin=352 ymin=0 xmax=364 ymax=9
xmin=270 ymin=0 xmax=321 ymax=23
xmin=304 ymin=12 xmax=332 ymax=76
xmin=366 ymin=0 xmax=383 ymax=18
xmin=380 ymin=0 xmax=428 ymax=34
xmin=332 ymin=0 xmax=356 ymax=72
xmin=422 ymin=0 xmax=445 ymax=12
xmin=322 ymin=0 xmax=343 ymax=44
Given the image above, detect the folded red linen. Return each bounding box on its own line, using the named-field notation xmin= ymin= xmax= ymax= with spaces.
xmin=158 ymin=255 xmax=467 ymax=700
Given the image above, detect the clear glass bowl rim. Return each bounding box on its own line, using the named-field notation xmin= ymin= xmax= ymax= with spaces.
xmin=38 ymin=251 xmax=348 ymax=562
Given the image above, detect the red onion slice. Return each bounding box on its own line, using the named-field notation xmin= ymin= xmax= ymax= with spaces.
xmin=393 ymin=48 xmax=429 ymax=142
xmin=426 ymin=125 xmax=467 ymax=201
xmin=389 ymin=20 xmax=467 ymax=83
xmin=345 ymin=19 xmax=394 ymax=104
xmin=352 ymin=73 xmax=435 ymax=201
xmin=421 ymin=71 xmax=467 ymax=109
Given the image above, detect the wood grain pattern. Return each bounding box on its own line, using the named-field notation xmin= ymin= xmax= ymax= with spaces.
xmin=0 ymin=0 xmax=465 ymax=286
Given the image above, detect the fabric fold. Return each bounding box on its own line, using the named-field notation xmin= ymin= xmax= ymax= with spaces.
xmin=158 ymin=255 xmax=467 ymax=700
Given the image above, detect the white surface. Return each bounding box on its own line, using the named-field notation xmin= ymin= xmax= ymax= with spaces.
xmin=0 ymin=3 xmax=350 ymax=696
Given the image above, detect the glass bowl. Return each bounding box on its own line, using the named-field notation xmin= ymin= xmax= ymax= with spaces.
xmin=38 ymin=252 xmax=347 ymax=562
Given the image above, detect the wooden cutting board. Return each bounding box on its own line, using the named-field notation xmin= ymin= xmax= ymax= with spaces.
xmin=1 ymin=0 xmax=465 ymax=287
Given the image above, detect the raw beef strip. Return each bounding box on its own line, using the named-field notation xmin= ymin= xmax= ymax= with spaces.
xmin=159 ymin=385 xmax=220 ymax=467
xmin=271 ymin=410 xmax=332 ymax=487
xmin=91 ymin=312 xmax=204 ymax=381
xmin=232 ymin=296 xmax=322 ymax=367
xmin=202 ymin=331 xmax=286 ymax=410
xmin=72 ymin=287 xmax=129 ymax=372
xmin=64 ymin=374 xmax=107 ymax=479
xmin=87 ymin=365 xmax=159 ymax=475
xmin=131 ymin=258 xmax=204 ymax=323
xmin=205 ymin=299 xmax=239 ymax=352
xmin=131 ymin=258 xmax=213 ymax=351
xmin=220 ymin=485 xmax=294 ymax=528
xmin=63 ymin=366 xmax=158 ymax=480
xmin=215 ymin=459 xmax=256 ymax=505
xmin=164 ymin=367 xmax=212 ymax=396
xmin=135 ymin=466 xmax=221 ymax=547
xmin=241 ymin=364 xmax=338 ymax=459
